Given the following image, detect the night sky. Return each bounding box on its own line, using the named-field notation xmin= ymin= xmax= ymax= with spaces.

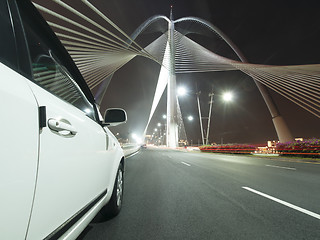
xmin=85 ymin=0 xmax=320 ymax=144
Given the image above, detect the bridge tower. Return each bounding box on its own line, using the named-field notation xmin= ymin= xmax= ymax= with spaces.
xmin=166 ymin=6 xmax=179 ymax=148
xmin=95 ymin=10 xmax=293 ymax=145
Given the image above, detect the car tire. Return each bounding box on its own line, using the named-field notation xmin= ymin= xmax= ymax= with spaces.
xmin=100 ymin=163 xmax=124 ymax=218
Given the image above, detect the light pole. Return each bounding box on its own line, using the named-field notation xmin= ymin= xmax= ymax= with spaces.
xmin=156 ymin=118 xmax=167 ymax=146
xmin=157 ymin=123 xmax=163 ymax=145
xmin=205 ymin=90 xmax=235 ymax=145
xmin=206 ymin=86 xmax=214 ymax=145
xmin=182 ymin=115 xmax=194 ymax=146
xmin=177 ymin=85 xmax=205 ymax=146
xmin=196 ymin=91 xmax=205 ymax=145
xmin=178 ymin=84 xmax=236 ymax=146
xmin=219 ymin=91 xmax=234 ymax=145
xmin=153 ymin=128 xmax=160 ymax=145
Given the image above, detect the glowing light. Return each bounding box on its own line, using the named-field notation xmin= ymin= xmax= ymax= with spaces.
xmin=223 ymin=92 xmax=233 ymax=102
xmin=163 ymin=114 xmax=167 ymax=119
xmin=154 ymin=128 xmax=158 ymax=132
xmin=157 ymin=123 xmax=161 ymax=127
xmin=188 ymin=115 xmax=193 ymax=121
xmin=131 ymin=133 xmax=142 ymax=144
xmin=177 ymin=87 xmax=187 ymax=96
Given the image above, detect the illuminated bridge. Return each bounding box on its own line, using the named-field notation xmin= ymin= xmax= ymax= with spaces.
xmin=27 ymin=2 xmax=320 ymax=239
xmin=33 ymin=1 xmax=320 ymax=146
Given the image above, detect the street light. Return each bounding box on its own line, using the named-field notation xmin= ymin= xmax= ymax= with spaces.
xmin=177 ymin=86 xmax=187 ymax=96
xmin=157 ymin=123 xmax=162 ymax=145
xmin=177 ymin=85 xmax=204 ymax=145
xmin=162 ymin=114 xmax=167 ymax=119
xmin=131 ymin=133 xmax=142 ymax=144
xmin=222 ymin=91 xmax=233 ymax=102
xmin=176 ymin=84 xmax=234 ymax=146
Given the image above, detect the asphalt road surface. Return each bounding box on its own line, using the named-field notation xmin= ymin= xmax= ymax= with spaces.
xmin=78 ymin=148 xmax=320 ymax=240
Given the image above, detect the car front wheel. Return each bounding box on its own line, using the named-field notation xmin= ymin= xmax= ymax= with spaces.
xmin=100 ymin=163 xmax=124 ymax=218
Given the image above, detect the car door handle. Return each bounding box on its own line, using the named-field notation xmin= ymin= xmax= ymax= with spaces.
xmin=48 ymin=118 xmax=77 ymax=135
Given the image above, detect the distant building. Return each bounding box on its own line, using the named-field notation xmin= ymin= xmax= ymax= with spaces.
xmin=267 ymin=140 xmax=279 ymax=148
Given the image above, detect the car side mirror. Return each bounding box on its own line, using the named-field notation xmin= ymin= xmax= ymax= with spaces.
xmin=103 ymin=108 xmax=127 ymax=127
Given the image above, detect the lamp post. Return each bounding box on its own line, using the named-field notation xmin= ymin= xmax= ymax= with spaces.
xmin=196 ymin=91 xmax=205 ymax=145
xmin=178 ymin=84 xmax=236 ymax=146
xmin=205 ymin=90 xmax=234 ymax=145
xmin=157 ymin=123 xmax=163 ymax=145
xmin=153 ymin=128 xmax=160 ymax=145
xmin=176 ymin=115 xmax=193 ymax=146
xmin=219 ymin=91 xmax=234 ymax=145
xmin=206 ymin=88 xmax=214 ymax=145
xmin=178 ymin=85 xmax=205 ymax=145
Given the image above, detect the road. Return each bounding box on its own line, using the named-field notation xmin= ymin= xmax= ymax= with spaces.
xmin=78 ymin=148 xmax=320 ymax=240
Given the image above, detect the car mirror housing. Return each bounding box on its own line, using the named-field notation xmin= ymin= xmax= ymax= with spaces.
xmin=103 ymin=108 xmax=127 ymax=127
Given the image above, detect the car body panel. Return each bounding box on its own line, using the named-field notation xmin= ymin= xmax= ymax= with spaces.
xmin=0 ymin=63 xmax=39 ymax=239
xmin=24 ymin=81 xmax=117 ymax=239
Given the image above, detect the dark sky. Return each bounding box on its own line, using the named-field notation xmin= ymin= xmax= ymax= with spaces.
xmin=90 ymin=0 xmax=320 ymax=144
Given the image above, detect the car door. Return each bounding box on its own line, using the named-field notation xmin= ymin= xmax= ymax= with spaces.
xmin=15 ymin=2 xmax=116 ymax=239
xmin=0 ymin=2 xmax=39 ymax=239
xmin=0 ymin=64 xmax=39 ymax=239
xmin=25 ymin=65 xmax=113 ymax=240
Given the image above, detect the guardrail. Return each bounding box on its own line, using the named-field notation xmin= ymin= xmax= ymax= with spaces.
xmin=121 ymin=144 xmax=141 ymax=157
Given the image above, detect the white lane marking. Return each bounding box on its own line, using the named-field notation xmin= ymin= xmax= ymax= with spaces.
xmin=265 ymin=164 xmax=296 ymax=170
xmin=242 ymin=187 xmax=320 ymax=220
xmin=181 ymin=161 xmax=191 ymax=167
xmin=125 ymin=150 xmax=140 ymax=159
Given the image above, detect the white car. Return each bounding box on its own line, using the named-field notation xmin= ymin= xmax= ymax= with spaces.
xmin=0 ymin=0 xmax=126 ymax=239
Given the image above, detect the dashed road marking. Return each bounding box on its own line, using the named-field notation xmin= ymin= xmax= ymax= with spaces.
xmin=181 ymin=161 xmax=191 ymax=167
xmin=265 ymin=164 xmax=296 ymax=170
xmin=242 ymin=186 xmax=320 ymax=220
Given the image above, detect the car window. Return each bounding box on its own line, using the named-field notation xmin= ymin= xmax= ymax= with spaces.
xmin=17 ymin=1 xmax=96 ymax=120
xmin=0 ymin=1 xmax=18 ymax=71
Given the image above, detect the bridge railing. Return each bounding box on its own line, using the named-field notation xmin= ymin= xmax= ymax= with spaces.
xmin=121 ymin=143 xmax=141 ymax=157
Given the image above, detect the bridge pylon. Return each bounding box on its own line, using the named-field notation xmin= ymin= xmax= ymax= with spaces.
xmin=166 ymin=7 xmax=179 ymax=148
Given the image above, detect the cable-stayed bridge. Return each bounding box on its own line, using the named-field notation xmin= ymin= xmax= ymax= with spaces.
xmin=33 ymin=1 xmax=320 ymax=146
